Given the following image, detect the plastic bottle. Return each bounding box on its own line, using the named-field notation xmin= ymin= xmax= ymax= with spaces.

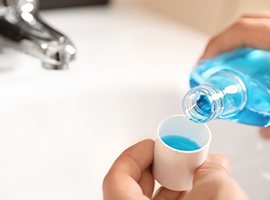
xmin=182 ymin=48 xmax=270 ymax=127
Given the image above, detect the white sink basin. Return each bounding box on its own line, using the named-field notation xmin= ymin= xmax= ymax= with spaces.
xmin=0 ymin=4 xmax=269 ymax=200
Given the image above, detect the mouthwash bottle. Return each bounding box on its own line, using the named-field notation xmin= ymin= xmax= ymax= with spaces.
xmin=182 ymin=48 xmax=270 ymax=127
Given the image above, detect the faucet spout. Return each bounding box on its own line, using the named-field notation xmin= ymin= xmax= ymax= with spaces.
xmin=0 ymin=0 xmax=77 ymax=69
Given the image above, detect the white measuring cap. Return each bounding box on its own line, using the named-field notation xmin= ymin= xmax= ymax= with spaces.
xmin=153 ymin=114 xmax=211 ymax=191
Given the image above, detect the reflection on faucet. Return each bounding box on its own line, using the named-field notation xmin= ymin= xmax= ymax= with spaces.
xmin=0 ymin=0 xmax=77 ymax=69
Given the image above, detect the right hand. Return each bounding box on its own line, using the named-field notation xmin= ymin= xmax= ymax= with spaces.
xmin=103 ymin=140 xmax=248 ymax=200
xmin=200 ymin=13 xmax=270 ymax=138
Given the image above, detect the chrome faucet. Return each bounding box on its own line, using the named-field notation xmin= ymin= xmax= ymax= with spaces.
xmin=0 ymin=0 xmax=76 ymax=69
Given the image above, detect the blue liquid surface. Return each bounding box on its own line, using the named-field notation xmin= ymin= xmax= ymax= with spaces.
xmin=161 ymin=135 xmax=200 ymax=151
xmin=190 ymin=48 xmax=270 ymax=127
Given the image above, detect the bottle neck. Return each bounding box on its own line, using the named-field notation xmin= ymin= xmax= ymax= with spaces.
xmin=183 ymin=71 xmax=247 ymax=123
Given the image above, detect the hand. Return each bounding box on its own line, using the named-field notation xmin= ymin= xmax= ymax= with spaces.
xmin=103 ymin=139 xmax=248 ymax=200
xmin=200 ymin=13 xmax=270 ymax=139
xmin=201 ymin=13 xmax=270 ymax=59
xmin=260 ymin=127 xmax=270 ymax=139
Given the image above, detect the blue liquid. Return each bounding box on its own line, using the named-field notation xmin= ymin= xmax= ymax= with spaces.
xmin=190 ymin=48 xmax=270 ymax=127
xmin=161 ymin=135 xmax=200 ymax=151
xmin=197 ymin=95 xmax=211 ymax=115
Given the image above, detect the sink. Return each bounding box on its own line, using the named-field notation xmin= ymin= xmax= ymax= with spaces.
xmin=0 ymin=4 xmax=269 ymax=200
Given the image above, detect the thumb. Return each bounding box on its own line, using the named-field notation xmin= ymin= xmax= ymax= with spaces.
xmin=195 ymin=153 xmax=232 ymax=178
xmin=181 ymin=153 xmax=248 ymax=200
xmin=193 ymin=153 xmax=232 ymax=198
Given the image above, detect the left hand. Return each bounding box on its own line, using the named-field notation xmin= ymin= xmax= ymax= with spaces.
xmin=103 ymin=139 xmax=248 ymax=200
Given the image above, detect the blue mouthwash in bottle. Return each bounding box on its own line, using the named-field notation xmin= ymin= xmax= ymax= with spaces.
xmin=182 ymin=48 xmax=270 ymax=127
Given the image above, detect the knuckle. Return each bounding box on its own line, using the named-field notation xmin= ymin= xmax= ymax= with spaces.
xmin=103 ymin=169 xmax=119 ymax=188
xmin=102 ymin=171 xmax=114 ymax=188
xmin=102 ymin=174 xmax=110 ymax=188
xmin=206 ymin=37 xmax=217 ymax=47
xmin=208 ymin=37 xmax=216 ymax=44
xmin=197 ymin=171 xmax=230 ymax=187
xmin=232 ymin=18 xmax=250 ymax=30
xmin=239 ymin=14 xmax=249 ymax=19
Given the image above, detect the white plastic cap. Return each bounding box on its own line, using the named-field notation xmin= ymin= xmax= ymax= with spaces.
xmin=153 ymin=114 xmax=211 ymax=191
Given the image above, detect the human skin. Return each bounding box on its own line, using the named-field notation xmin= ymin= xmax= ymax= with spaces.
xmin=103 ymin=139 xmax=248 ymax=200
xmin=200 ymin=13 xmax=270 ymax=138
xmin=102 ymin=14 xmax=270 ymax=200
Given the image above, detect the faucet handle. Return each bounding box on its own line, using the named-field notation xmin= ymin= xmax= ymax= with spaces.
xmin=2 ymin=0 xmax=39 ymax=14
xmin=0 ymin=0 xmax=77 ymax=70
xmin=41 ymin=38 xmax=77 ymax=70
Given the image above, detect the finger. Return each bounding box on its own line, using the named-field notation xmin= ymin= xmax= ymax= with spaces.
xmin=153 ymin=187 xmax=186 ymax=200
xmin=180 ymin=153 xmax=248 ymax=200
xmin=259 ymin=127 xmax=270 ymax=139
xmin=201 ymin=18 xmax=270 ymax=59
xmin=103 ymin=139 xmax=154 ymax=200
xmin=187 ymin=153 xmax=232 ymax=199
xmin=201 ymin=25 xmax=245 ymax=59
xmin=112 ymin=139 xmax=154 ymax=181
xmin=138 ymin=167 xmax=155 ymax=198
xmin=241 ymin=13 xmax=270 ymax=19
xmin=195 ymin=152 xmax=232 ymax=178
xmin=153 ymin=153 xmax=230 ymax=200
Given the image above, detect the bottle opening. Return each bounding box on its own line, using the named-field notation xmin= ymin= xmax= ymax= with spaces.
xmin=183 ymin=85 xmax=222 ymax=123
